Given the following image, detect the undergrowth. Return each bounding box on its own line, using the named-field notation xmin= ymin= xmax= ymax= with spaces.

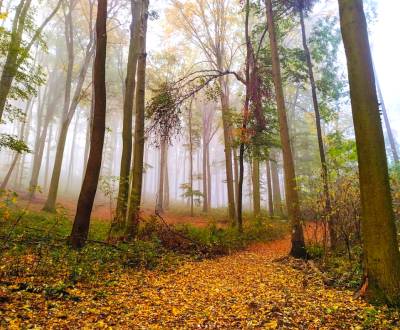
xmin=0 ymin=205 xmax=287 ymax=289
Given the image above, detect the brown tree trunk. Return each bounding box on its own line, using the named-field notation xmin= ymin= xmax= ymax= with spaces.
xmin=219 ymin=86 xmax=236 ymax=221
xmin=270 ymin=152 xmax=283 ymax=217
xmin=164 ymin=150 xmax=169 ymax=210
xmin=188 ymin=103 xmax=194 ymax=217
xmin=126 ymin=0 xmax=149 ymax=239
xmin=44 ymin=124 xmax=53 ymax=190
xmin=299 ymin=6 xmax=334 ymax=246
xmin=114 ymin=0 xmax=141 ymax=229
xmin=339 ymin=0 xmax=400 ymax=304
xmin=266 ymin=159 xmax=274 ymax=217
xmin=70 ymin=0 xmax=107 ymax=249
xmin=156 ymin=140 xmax=166 ymax=213
xmin=252 ymin=154 xmax=261 ymax=217
xmin=265 ymin=0 xmax=306 ymax=258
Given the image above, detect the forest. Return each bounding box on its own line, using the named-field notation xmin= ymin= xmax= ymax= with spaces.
xmin=1 ymin=0 xmax=400 ymax=328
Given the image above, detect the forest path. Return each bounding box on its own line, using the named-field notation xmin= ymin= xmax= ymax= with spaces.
xmin=7 ymin=234 xmax=395 ymax=329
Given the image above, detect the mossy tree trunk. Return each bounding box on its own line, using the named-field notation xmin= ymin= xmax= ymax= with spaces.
xmin=339 ymin=0 xmax=400 ymax=305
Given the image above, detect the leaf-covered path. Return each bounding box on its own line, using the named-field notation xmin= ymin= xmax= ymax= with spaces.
xmin=2 ymin=236 xmax=398 ymax=329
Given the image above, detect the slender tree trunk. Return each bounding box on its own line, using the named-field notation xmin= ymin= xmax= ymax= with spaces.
xmin=114 ymin=0 xmax=141 ymax=228
xmin=270 ymin=152 xmax=283 ymax=217
xmin=164 ymin=151 xmax=169 ymax=210
xmin=299 ymin=7 xmax=334 ymax=246
xmin=266 ymin=159 xmax=273 ymax=217
xmin=202 ymin=137 xmax=208 ymax=212
xmin=252 ymin=154 xmax=261 ymax=216
xmin=206 ymin=143 xmax=211 ymax=208
xmin=44 ymin=123 xmax=53 ymax=190
xmin=265 ymin=0 xmax=306 ymax=258
xmin=65 ymin=109 xmax=80 ymax=193
xmin=70 ymin=0 xmax=107 ymax=249
xmin=233 ymin=147 xmax=239 ymax=212
xmin=338 ymin=0 xmax=400 ymax=304
xmin=219 ymin=86 xmax=236 ymax=221
xmin=156 ymin=140 xmax=166 ymax=213
xmin=188 ymin=103 xmax=194 ymax=217
xmin=126 ymin=0 xmax=149 ymax=238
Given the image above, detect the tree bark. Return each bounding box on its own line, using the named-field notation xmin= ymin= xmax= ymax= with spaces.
xmin=252 ymin=154 xmax=261 ymax=216
xmin=270 ymin=152 xmax=283 ymax=217
xmin=338 ymin=0 xmax=400 ymax=305
xmin=114 ymin=0 xmax=141 ymax=229
xmin=188 ymin=103 xmax=194 ymax=217
xmin=126 ymin=0 xmax=149 ymax=239
xmin=265 ymin=0 xmax=306 ymax=258
xmin=299 ymin=6 xmax=334 ymax=246
xmin=70 ymin=0 xmax=108 ymax=249
xmin=266 ymin=159 xmax=274 ymax=217
xmin=156 ymin=140 xmax=166 ymax=213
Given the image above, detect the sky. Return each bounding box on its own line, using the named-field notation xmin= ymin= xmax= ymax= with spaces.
xmin=370 ymin=0 xmax=400 ymax=140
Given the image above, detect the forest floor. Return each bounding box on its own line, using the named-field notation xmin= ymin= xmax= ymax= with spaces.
xmin=1 ymin=195 xmax=399 ymax=328
xmin=2 ymin=223 xmax=399 ymax=329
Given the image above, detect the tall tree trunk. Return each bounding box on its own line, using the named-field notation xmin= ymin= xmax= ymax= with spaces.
xmin=299 ymin=6 xmax=334 ymax=246
xmin=338 ymin=0 xmax=400 ymax=304
xmin=206 ymin=142 xmax=211 ymax=208
xmin=266 ymin=159 xmax=273 ymax=217
xmin=188 ymin=103 xmax=194 ymax=217
xmin=70 ymin=0 xmax=107 ymax=249
xmin=156 ymin=140 xmax=166 ymax=213
xmin=126 ymin=0 xmax=149 ymax=238
xmin=114 ymin=0 xmax=141 ymax=228
xmin=164 ymin=151 xmax=169 ymax=210
xmin=252 ymin=154 xmax=261 ymax=216
xmin=44 ymin=123 xmax=53 ymax=190
xmin=219 ymin=86 xmax=236 ymax=221
xmin=265 ymin=0 xmax=306 ymax=258
xmin=65 ymin=109 xmax=80 ymax=193
xmin=300 ymin=8 xmax=336 ymax=247
xmin=270 ymin=152 xmax=283 ymax=216
xmin=202 ymin=137 xmax=208 ymax=212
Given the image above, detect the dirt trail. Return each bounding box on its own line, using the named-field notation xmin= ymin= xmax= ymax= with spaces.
xmin=3 ymin=231 xmax=395 ymax=329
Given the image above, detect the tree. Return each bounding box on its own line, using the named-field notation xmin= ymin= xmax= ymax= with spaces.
xmin=70 ymin=0 xmax=108 ymax=249
xmin=126 ymin=0 xmax=149 ymax=239
xmin=168 ymin=0 xmax=238 ymax=221
xmin=43 ymin=0 xmax=96 ymax=212
xmin=0 ymin=0 xmax=62 ymax=122
xmin=266 ymin=159 xmax=273 ymax=217
xmin=292 ymin=0 xmax=334 ymax=245
xmin=113 ymin=0 xmax=141 ymax=230
xmin=338 ymin=0 xmax=400 ymax=305
xmin=265 ymin=0 xmax=306 ymax=258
